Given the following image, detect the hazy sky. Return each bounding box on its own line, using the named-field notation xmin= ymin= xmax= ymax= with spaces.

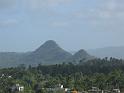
xmin=0 ymin=0 xmax=124 ymax=52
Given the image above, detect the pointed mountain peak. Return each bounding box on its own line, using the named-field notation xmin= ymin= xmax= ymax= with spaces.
xmin=31 ymin=40 xmax=72 ymax=64
xmin=44 ymin=40 xmax=57 ymax=45
xmin=33 ymin=40 xmax=72 ymax=56
xmin=42 ymin=40 xmax=58 ymax=48
xmin=72 ymin=49 xmax=91 ymax=60
xmin=35 ymin=40 xmax=59 ymax=52
xmin=75 ymin=49 xmax=89 ymax=56
xmin=69 ymin=49 xmax=95 ymax=64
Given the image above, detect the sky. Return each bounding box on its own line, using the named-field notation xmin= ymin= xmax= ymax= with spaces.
xmin=0 ymin=0 xmax=124 ymax=52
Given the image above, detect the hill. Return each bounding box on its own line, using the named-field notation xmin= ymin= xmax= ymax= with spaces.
xmin=68 ymin=49 xmax=95 ymax=64
xmin=0 ymin=40 xmax=93 ymax=67
xmin=22 ymin=40 xmax=72 ymax=65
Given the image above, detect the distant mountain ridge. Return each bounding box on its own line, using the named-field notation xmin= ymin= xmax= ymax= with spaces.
xmin=0 ymin=40 xmax=93 ymax=67
xmin=88 ymin=46 xmax=124 ymax=59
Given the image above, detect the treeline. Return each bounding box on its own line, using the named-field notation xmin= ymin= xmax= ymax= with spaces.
xmin=36 ymin=57 xmax=124 ymax=75
xmin=0 ymin=57 xmax=124 ymax=93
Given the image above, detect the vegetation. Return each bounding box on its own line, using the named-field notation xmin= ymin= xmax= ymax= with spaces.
xmin=0 ymin=57 xmax=124 ymax=93
xmin=0 ymin=40 xmax=93 ymax=67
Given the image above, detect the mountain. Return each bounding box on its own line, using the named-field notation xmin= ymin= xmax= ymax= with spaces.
xmin=0 ymin=40 xmax=93 ymax=67
xmin=68 ymin=49 xmax=95 ymax=64
xmin=88 ymin=46 xmax=124 ymax=59
xmin=22 ymin=40 xmax=72 ymax=65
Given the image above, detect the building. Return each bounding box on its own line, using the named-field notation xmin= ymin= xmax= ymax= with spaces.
xmin=112 ymin=89 xmax=120 ymax=93
xmin=9 ymin=84 xmax=24 ymax=92
xmin=88 ymin=87 xmax=101 ymax=93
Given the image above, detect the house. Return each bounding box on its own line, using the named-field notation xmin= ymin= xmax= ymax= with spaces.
xmin=18 ymin=86 xmax=24 ymax=91
xmin=65 ymin=89 xmax=78 ymax=93
xmin=112 ymin=89 xmax=120 ymax=93
xmin=60 ymin=84 xmax=64 ymax=89
xmin=65 ymin=88 xmax=70 ymax=93
xmin=0 ymin=74 xmax=5 ymax=78
xmin=88 ymin=87 xmax=101 ymax=93
xmin=16 ymin=84 xmax=24 ymax=92
xmin=8 ymin=76 xmax=12 ymax=78
xmin=9 ymin=84 xmax=24 ymax=92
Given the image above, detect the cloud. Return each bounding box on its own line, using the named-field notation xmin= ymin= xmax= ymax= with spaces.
xmin=73 ymin=0 xmax=124 ymax=20
xmin=23 ymin=0 xmax=73 ymax=11
xmin=1 ymin=0 xmax=124 ymax=32
xmin=50 ymin=21 xmax=69 ymax=28
xmin=99 ymin=0 xmax=124 ymax=18
xmin=65 ymin=0 xmax=124 ymax=33
xmin=0 ymin=0 xmax=16 ymax=9
xmin=0 ymin=19 xmax=18 ymax=27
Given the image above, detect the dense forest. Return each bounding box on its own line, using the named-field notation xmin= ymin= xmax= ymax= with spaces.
xmin=1 ymin=57 xmax=124 ymax=93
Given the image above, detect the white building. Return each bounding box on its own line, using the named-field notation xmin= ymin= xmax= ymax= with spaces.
xmin=10 ymin=84 xmax=24 ymax=92
xmin=113 ymin=89 xmax=120 ymax=93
